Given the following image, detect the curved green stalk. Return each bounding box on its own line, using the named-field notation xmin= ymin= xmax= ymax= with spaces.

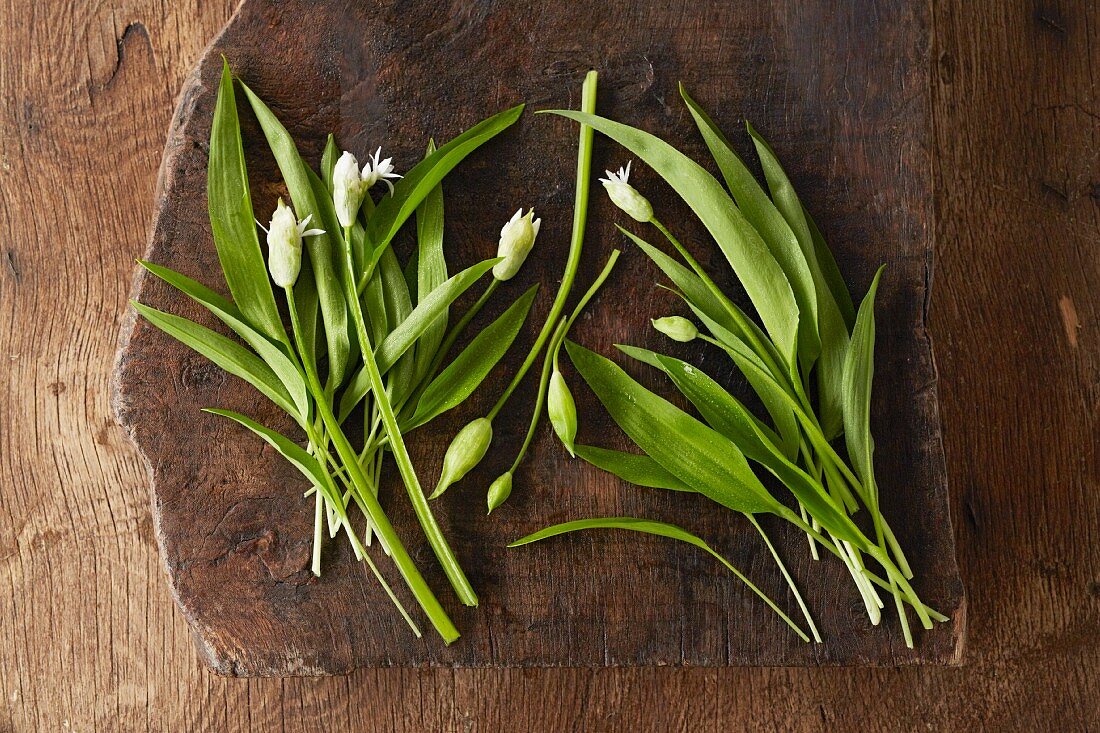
xmin=486 ymin=70 xmax=599 ymax=421
xmin=745 ymin=514 xmax=821 ymax=643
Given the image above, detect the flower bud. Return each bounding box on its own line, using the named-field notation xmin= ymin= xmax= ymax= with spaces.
xmin=547 ymin=369 xmax=577 ymax=456
xmin=652 ymin=316 xmax=698 ymax=342
xmin=266 ymin=199 xmax=303 ymax=288
xmin=333 ymin=151 xmax=367 ymax=228
xmin=430 ymin=417 xmax=493 ymax=499
xmin=599 ymin=161 xmax=653 ymax=223
xmin=486 ymin=471 xmax=513 ymax=514
xmin=493 ymin=208 xmax=541 ymax=281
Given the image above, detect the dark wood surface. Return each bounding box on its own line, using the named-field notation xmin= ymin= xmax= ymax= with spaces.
xmin=1 ymin=0 xmax=1096 ymax=728
xmin=112 ymin=0 xmax=962 ymax=672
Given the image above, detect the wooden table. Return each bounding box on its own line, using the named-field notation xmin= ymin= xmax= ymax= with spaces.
xmin=1 ymin=0 xmax=1095 ymax=729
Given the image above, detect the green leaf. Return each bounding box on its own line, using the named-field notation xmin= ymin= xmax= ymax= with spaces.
xmin=574 ymin=446 xmax=692 ymax=492
xmin=365 ymin=105 xmax=524 ymax=260
xmin=321 ymin=134 xmax=339 ymax=193
xmin=139 ymin=261 xmax=310 ymax=419
xmin=337 ymin=257 xmax=501 ymax=420
xmin=650 ymin=352 xmax=862 ymax=545
xmin=804 ymin=207 xmax=856 ymax=330
xmin=203 ymin=409 xmax=330 ymax=496
xmin=842 ymin=266 xmax=884 ymax=507
xmin=548 ymin=110 xmax=799 ymax=366
xmin=746 ymin=122 xmax=850 ymax=438
xmin=679 ymin=302 xmax=800 ymax=460
xmin=508 ymin=515 xmax=811 ymax=643
xmin=413 ymin=139 xmax=448 ymax=384
xmin=406 ymin=284 xmax=538 ymax=429
xmin=132 ymin=302 xmax=297 ymax=416
xmin=679 ymin=85 xmax=820 ymax=367
xmin=239 ymin=81 xmax=351 ymax=390
xmin=564 ymin=340 xmax=780 ymax=515
xmin=620 ymin=227 xmax=773 ymax=360
xmin=206 ymin=59 xmax=285 ymax=344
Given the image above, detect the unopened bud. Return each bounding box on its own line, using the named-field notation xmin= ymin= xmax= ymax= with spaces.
xmin=430 ymin=418 xmax=493 ymax=499
xmin=486 ymin=471 xmax=513 ymax=514
xmin=547 ymin=369 xmax=577 ymax=456
xmin=652 ymin=316 xmax=698 ymax=343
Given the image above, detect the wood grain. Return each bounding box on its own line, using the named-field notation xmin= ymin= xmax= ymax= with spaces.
xmin=112 ymin=0 xmax=961 ymax=672
xmin=0 ymin=0 xmax=1096 ymax=728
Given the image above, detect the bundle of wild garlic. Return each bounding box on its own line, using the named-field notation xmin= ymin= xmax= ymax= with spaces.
xmin=134 ymin=60 xmax=543 ymax=643
xmin=513 ymin=84 xmax=945 ymax=647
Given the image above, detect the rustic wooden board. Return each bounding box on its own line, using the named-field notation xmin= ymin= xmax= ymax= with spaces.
xmin=112 ymin=0 xmax=963 ymax=674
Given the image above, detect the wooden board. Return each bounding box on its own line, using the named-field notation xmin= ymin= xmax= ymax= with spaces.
xmin=111 ymin=0 xmax=963 ymax=674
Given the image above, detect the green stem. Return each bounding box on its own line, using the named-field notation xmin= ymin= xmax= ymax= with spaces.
xmin=507 ymin=319 xmax=566 ymax=474
xmin=341 ymin=226 xmax=478 ymax=607
xmin=286 ymin=286 xmax=459 ymax=642
xmin=486 ymin=70 xmax=598 ymax=422
xmin=507 ymin=250 xmax=622 ymax=476
xmin=746 ymin=514 xmax=821 ymax=643
xmin=703 ymin=544 xmax=810 ymax=643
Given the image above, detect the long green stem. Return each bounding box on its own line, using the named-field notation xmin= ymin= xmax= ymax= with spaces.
xmin=508 ymin=250 xmax=622 ymax=476
xmin=341 ymin=227 xmax=478 ymax=607
xmin=703 ymin=544 xmax=810 ymax=643
xmin=486 ymin=70 xmax=598 ymax=422
xmin=286 ymin=286 xmax=459 ymax=643
xmin=745 ymin=514 xmax=821 ymax=643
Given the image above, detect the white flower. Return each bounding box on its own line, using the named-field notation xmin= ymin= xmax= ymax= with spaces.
xmin=600 ymin=160 xmax=653 ymax=223
xmin=332 ymin=148 xmax=403 ymax=227
xmin=259 ymin=199 xmax=324 ymax=287
xmin=493 ymin=208 xmax=541 ymax=281
xmin=362 ymin=147 xmax=401 ymax=195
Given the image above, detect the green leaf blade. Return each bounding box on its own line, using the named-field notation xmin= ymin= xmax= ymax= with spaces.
xmin=564 ymin=340 xmax=780 ymax=515
xmin=407 ymin=284 xmax=538 ymax=429
xmin=206 ymin=60 xmax=285 ymax=344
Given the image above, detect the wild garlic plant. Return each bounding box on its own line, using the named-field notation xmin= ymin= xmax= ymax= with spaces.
xmin=134 ymin=60 xmax=540 ymax=644
xmin=516 ymin=85 xmax=945 ymax=648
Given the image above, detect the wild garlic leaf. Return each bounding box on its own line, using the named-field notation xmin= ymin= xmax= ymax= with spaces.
xmin=239 ymin=81 xmax=351 ymax=390
xmin=746 ymin=122 xmax=850 ymax=439
xmin=139 ymin=261 xmax=310 ymax=419
xmin=413 ymin=139 xmax=448 ymax=385
xmin=574 ymin=445 xmax=692 ymax=492
xmin=407 ymin=284 xmax=538 ymax=430
xmin=650 ymin=352 xmax=862 ymax=545
xmin=619 ymin=227 xmax=761 ymax=354
xmin=321 ymin=134 xmax=338 ymax=192
xmin=804 ymin=207 xmax=856 ymax=330
xmin=548 ymin=110 xmax=799 ymax=367
xmin=564 ymin=340 xmax=780 ymax=515
xmin=679 ymin=85 xmax=821 ymax=367
xmin=842 ymin=266 xmax=885 ymax=509
xmin=508 ymin=515 xmax=811 ymax=643
xmin=203 ymin=408 xmax=340 ymax=507
xmin=337 ymin=257 xmax=501 ymax=421
xmin=132 ymin=302 xmax=298 ymax=417
xmin=206 ymin=59 xmax=285 ymax=344
xmin=365 ymin=105 xmax=525 ymax=262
